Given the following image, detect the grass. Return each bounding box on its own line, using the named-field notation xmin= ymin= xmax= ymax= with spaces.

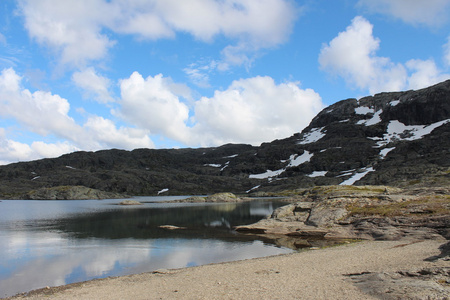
xmin=346 ymin=196 xmax=450 ymax=217
xmin=274 ymin=185 xmax=399 ymax=197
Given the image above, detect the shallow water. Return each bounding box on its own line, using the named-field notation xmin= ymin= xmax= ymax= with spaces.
xmin=0 ymin=197 xmax=292 ymax=297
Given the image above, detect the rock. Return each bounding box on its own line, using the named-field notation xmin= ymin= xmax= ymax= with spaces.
xmin=118 ymin=200 xmax=143 ymax=205
xmin=305 ymin=207 xmax=348 ymax=227
xmin=346 ymin=267 xmax=450 ymax=299
xmin=286 ymin=228 xmax=329 ymax=238
xmin=205 ymin=192 xmax=239 ymax=202
xmin=168 ymin=193 xmax=243 ymax=203
xmin=271 ymin=202 xmax=313 ymax=222
xmin=158 ymin=225 xmax=186 ymax=230
xmin=237 ymin=185 xmax=450 ymax=242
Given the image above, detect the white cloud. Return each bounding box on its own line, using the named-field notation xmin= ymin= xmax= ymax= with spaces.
xmin=0 ymin=130 xmax=79 ymax=165
xmin=0 ymin=68 xmax=83 ymax=139
xmin=0 ymin=68 xmax=154 ymax=163
xmin=406 ymin=59 xmax=450 ymax=89
xmin=191 ymin=76 xmax=324 ymax=146
xmin=72 ymin=68 xmax=114 ymax=103
xmin=319 ymin=16 xmax=407 ymax=94
xmin=183 ymin=61 xmax=218 ymax=88
xmin=83 ymin=116 xmax=155 ymax=150
xmin=17 ymin=0 xmax=299 ymax=69
xmin=319 ymin=16 xmax=450 ymax=94
xmin=357 ymin=0 xmax=450 ymax=27
xmin=115 ymin=72 xmax=323 ymax=147
xmin=17 ymin=0 xmax=116 ymax=68
xmin=117 ymin=72 xmax=191 ymax=143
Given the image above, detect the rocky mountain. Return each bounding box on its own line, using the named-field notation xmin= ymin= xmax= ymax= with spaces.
xmin=0 ymin=80 xmax=449 ymax=199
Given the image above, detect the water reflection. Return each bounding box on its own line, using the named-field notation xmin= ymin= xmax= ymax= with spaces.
xmin=0 ymin=199 xmax=292 ymax=297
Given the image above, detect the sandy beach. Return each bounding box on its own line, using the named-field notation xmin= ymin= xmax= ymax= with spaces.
xmin=9 ymin=239 xmax=449 ymax=300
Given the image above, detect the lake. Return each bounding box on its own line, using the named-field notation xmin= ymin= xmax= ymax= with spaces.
xmin=0 ymin=197 xmax=293 ymax=297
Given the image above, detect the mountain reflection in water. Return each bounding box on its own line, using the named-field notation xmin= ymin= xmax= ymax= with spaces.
xmin=0 ymin=197 xmax=291 ymax=297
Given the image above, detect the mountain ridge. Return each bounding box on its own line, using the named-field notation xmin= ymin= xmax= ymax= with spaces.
xmin=1 ymin=80 xmax=449 ymax=199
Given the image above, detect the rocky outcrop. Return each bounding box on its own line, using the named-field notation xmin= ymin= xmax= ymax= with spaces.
xmin=235 ymin=186 xmax=450 ymax=241
xmin=346 ymin=267 xmax=450 ymax=300
xmin=0 ymin=80 xmax=449 ymax=199
xmin=165 ymin=192 xmax=248 ymax=203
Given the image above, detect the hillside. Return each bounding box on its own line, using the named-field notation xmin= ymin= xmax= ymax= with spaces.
xmin=0 ymin=80 xmax=449 ymax=199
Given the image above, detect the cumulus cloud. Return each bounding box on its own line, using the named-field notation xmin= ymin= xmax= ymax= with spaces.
xmin=117 ymin=72 xmax=191 ymax=143
xmin=17 ymin=0 xmax=116 ymax=68
xmin=0 ymin=130 xmax=79 ymax=165
xmin=357 ymin=0 xmax=450 ymax=27
xmin=83 ymin=116 xmax=154 ymax=150
xmin=114 ymin=72 xmax=323 ymax=147
xmin=17 ymin=0 xmax=299 ymax=69
xmin=406 ymin=59 xmax=450 ymax=89
xmin=0 ymin=68 xmax=84 ymax=139
xmin=319 ymin=16 xmax=450 ymax=94
xmin=72 ymin=68 xmax=114 ymax=103
xmin=0 ymin=68 xmax=154 ymax=164
xmin=191 ymin=76 xmax=324 ymax=146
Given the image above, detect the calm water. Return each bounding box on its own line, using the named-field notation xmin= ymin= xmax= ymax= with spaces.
xmin=0 ymin=197 xmax=292 ymax=297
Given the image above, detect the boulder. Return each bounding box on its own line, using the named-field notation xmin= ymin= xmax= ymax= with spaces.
xmin=206 ymin=192 xmax=239 ymax=202
xmin=305 ymin=207 xmax=348 ymax=227
xmin=118 ymin=200 xmax=143 ymax=205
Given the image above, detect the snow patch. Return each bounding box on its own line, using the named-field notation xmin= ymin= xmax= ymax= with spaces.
xmin=31 ymin=176 xmax=40 ymax=181
xmin=379 ymin=147 xmax=395 ymax=159
xmin=307 ymin=171 xmax=327 ymax=178
xmin=220 ymin=161 xmax=230 ymax=171
xmin=339 ymin=167 xmax=374 ymax=185
xmin=204 ymin=164 xmax=221 ymax=168
xmin=66 ymin=165 xmax=76 ymax=169
xmin=337 ymin=172 xmax=353 ymax=177
xmin=355 ymin=106 xmax=374 ymax=115
xmin=249 ymin=169 xmax=284 ymax=179
xmin=224 ymin=154 xmax=238 ymax=158
xmin=246 ymin=185 xmax=261 ymax=193
xmin=358 ymin=110 xmax=382 ymax=126
xmin=390 ymin=100 xmax=400 ymax=106
xmin=288 ymin=151 xmax=313 ymax=167
xmin=298 ymin=127 xmax=326 ymax=145
xmin=381 ymin=119 xmax=450 ymax=146
xmin=249 ymin=151 xmax=314 ymax=179
xmin=158 ymin=188 xmax=169 ymax=195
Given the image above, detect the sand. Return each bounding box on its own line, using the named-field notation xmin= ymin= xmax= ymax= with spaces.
xmin=10 ymin=240 xmax=449 ymax=300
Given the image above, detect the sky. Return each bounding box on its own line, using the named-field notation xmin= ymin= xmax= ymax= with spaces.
xmin=1 ymin=0 xmax=450 ymax=165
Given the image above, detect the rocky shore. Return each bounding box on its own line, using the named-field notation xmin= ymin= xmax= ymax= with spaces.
xmin=236 ymin=185 xmax=450 ymax=242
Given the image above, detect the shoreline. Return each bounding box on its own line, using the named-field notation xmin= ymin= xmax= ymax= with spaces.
xmin=8 ymin=239 xmax=449 ymax=300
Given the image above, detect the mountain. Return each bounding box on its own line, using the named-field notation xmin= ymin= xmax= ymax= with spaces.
xmin=1 ymin=80 xmax=449 ymax=199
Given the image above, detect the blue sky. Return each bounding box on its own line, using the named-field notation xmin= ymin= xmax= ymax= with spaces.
xmin=1 ymin=0 xmax=450 ymax=165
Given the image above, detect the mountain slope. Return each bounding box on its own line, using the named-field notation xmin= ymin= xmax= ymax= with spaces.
xmin=0 ymin=80 xmax=449 ymax=198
